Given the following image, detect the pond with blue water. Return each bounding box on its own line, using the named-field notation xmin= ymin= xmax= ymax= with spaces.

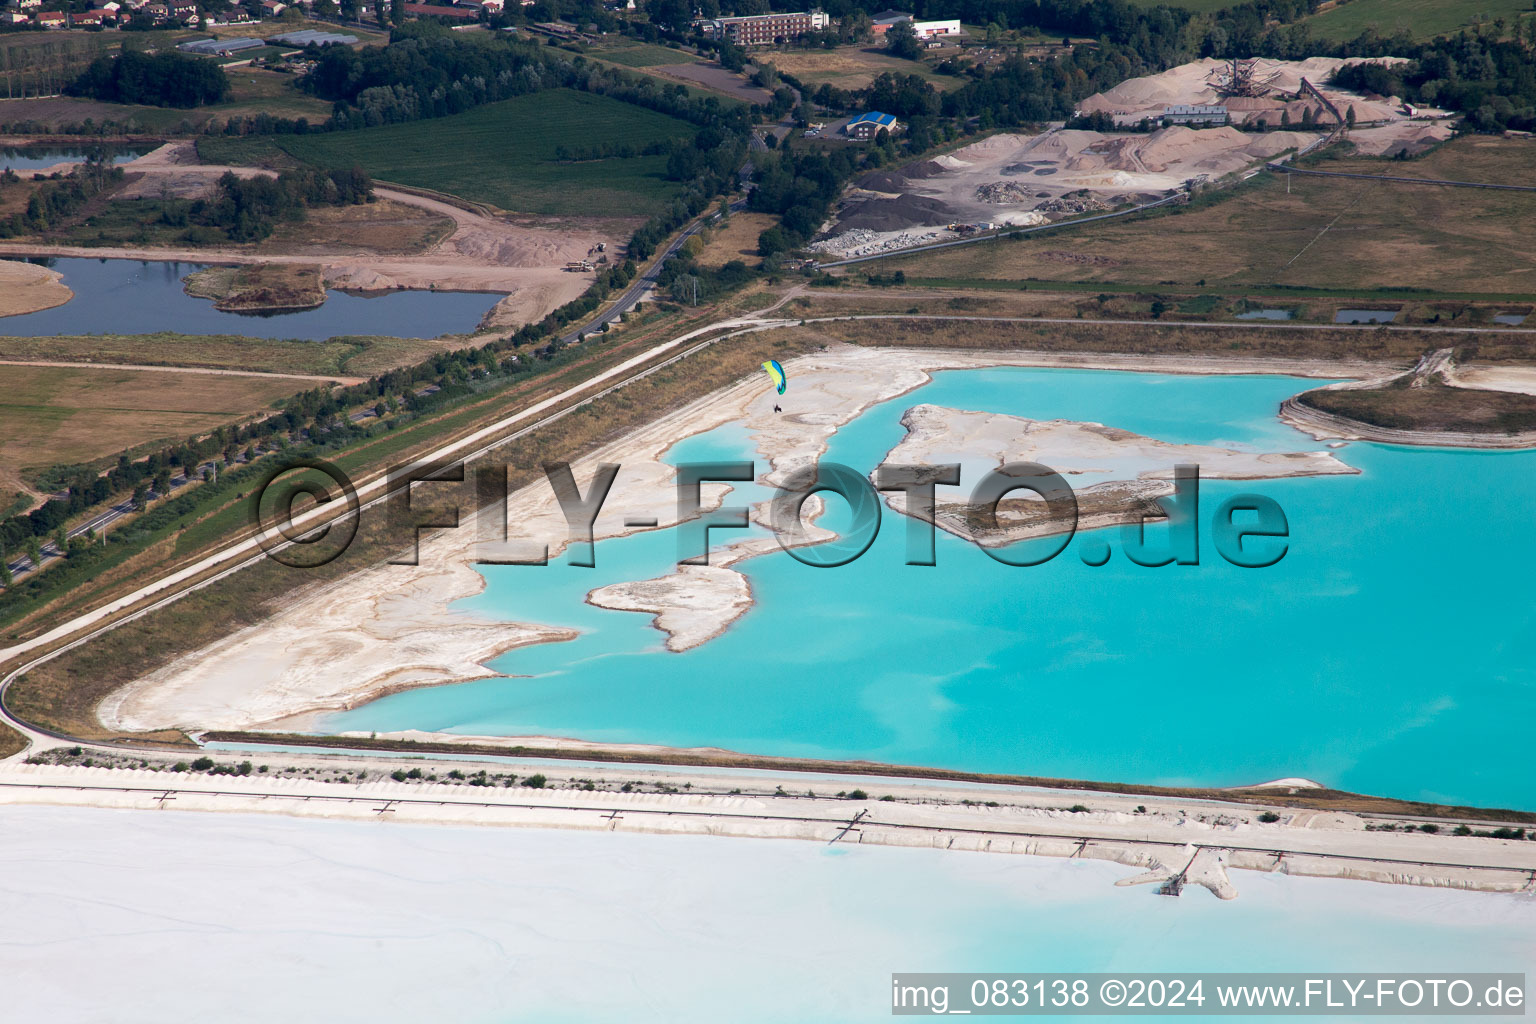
xmin=328 ymin=366 xmax=1536 ymax=810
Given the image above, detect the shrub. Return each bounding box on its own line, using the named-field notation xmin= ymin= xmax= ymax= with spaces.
xmin=191 ymin=756 xmax=215 ymax=771
xmin=847 ymin=789 xmax=868 ymax=800
xmin=1258 ymin=811 xmax=1281 ymax=823
xmin=1068 ymin=804 xmax=1090 ymax=813
xmin=521 ymin=773 xmax=547 ymax=789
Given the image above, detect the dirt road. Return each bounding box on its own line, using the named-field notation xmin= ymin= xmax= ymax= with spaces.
xmin=0 ymin=143 xmax=613 ymax=332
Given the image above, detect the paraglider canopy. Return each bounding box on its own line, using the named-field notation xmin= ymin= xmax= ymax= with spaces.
xmin=761 ymin=359 xmax=787 ymax=395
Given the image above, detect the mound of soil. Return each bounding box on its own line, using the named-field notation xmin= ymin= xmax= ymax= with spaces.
xmin=857 ymin=170 xmax=909 ymax=193
xmin=837 ymin=194 xmax=958 ymax=232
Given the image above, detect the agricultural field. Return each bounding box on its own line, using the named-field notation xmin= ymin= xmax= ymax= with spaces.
xmin=879 ymin=136 xmax=1536 ymax=299
xmin=584 ymin=39 xmax=702 ymax=68
xmin=201 ymin=89 xmax=698 ymax=218
xmin=761 ymin=45 xmax=964 ymax=92
xmin=1298 ymin=0 xmax=1534 ymax=42
xmin=0 ymin=363 xmax=303 ymax=493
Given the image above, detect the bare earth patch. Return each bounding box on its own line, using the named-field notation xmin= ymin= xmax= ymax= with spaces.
xmin=0 ymin=260 xmax=73 ymax=318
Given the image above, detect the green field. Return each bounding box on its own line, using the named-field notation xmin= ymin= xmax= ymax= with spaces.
xmin=586 ymin=40 xmax=701 ymax=68
xmin=201 ymin=89 xmax=696 ymax=218
xmin=1300 ymin=0 xmax=1533 ymax=41
xmin=1127 ymin=0 xmax=1530 ymax=38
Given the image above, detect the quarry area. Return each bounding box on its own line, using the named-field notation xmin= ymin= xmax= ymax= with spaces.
xmin=810 ymin=56 xmax=1457 ymax=261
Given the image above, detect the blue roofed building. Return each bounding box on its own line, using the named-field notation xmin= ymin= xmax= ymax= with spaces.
xmin=845 ymin=111 xmax=899 ymax=140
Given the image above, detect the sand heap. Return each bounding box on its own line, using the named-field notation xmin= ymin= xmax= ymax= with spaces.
xmin=1077 ymin=57 xmax=1414 ymax=127
xmin=816 ymin=122 xmax=1326 ymax=257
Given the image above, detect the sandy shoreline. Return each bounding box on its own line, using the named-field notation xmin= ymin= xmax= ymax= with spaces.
xmin=0 ymin=259 xmax=73 ymax=318
xmin=0 ymin=143 xmax=610 ymax=333
xmin=103 ymin=343 xmax=1369 ymax=734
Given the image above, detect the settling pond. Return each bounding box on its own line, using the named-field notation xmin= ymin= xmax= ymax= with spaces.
xmin=329 ymin=366 xmax=1536 ymax=810
xmin=0 ymin=257 xmax=502 ymax=339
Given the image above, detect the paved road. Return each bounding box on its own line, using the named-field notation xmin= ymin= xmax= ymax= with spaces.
xmin=558 ymin=197 xmax=747 ymax=341
xmin=2 ymin=196 xmax=741 ymax=582
xmin=0 ymin=305 xmax=799 ymax=747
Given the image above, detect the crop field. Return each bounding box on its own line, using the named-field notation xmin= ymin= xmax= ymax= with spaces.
xmin=879 ymin=137 xmax=1536 ymax=298
xmin=205 ymin=89 xmax=697 ymax=218
xmin=587 ymin=40 xmax=701 ymax=68
xmin=0 ymin=363 xmax=303 ymax=488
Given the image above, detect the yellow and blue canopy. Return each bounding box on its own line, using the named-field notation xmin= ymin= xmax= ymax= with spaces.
xmin=761 ymin=359 xmax=787 ymax=395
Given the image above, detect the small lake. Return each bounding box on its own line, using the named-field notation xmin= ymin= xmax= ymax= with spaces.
xmin=1493 ymin=313 xmax=1528 ymax=326
xmin=1235 ymin=308 xmax=1293 ymax=320
xmin=1334 ymin=308 xmax=1398 ymax=324
xmin=1 ymin=144 xmax=157 ymax=172
xmin=328 ymin=367 xmax=1536 ymax=810
xmin=0 ymin=257 xmax=503 ymax=340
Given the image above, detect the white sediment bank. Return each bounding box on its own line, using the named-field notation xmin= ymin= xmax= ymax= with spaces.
xmin=2 ymin=802 xmax=1530 ymax=1024
xmin=103 ymin=344 xmax=1367 ymax=733
xmin=2 ymin=758 xmax=1532 ymax=898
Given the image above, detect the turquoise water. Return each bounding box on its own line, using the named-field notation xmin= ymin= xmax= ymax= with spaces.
xmin=0 ymin=257 xmax=501 ymax=339
xmin=1235 ymin=309 xmax=1293 ymax=320
xmin=329 ymin=368 xmax=1536 ymax=809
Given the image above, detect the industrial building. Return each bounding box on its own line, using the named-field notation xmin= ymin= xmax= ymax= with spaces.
xmin=178 ymin=36 xmax=264 ymax=54
xmin=1162 ymin=104 xmax=1229 ymax=126
xmin=693 ymin=10 xmax=829 ymax=46
xmin=266 ymin=28 xmax=360 ymax=46
xmin=870 ymin=11 xmax=960 ymax=38
xmin=845 ymin=111 xmax=899 ymax=140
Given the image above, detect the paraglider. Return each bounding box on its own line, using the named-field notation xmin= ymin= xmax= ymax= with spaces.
xmin=761 ymin=359 xmax=787 ymax=396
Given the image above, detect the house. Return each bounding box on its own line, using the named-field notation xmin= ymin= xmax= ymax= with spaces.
xmin=171 ymin=0 xmax=198 ymax=15
xmin=70 ymin=9 xmax=106 ymax=23
xmin=693 ymin=10 xmax=829 ymax=46
xmin=477 ymin=0 xmax=503 ymax=11
xmin=258 ymin=0 xmax=284 ymax=13
xmin=16 ymin=0 xmax=42 ymax=9
xmin=844 ymin=110 xmax=898 ymax=140
xmin=1162 ymin=104 xmax=1228 ymax=126
xmin=35 ymin=9 xmax=67 ymax=25
xmin=98 ymin=1 xmax=121 ymax=11
xmin=1 ymin=11 xmax=28 ymax=22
